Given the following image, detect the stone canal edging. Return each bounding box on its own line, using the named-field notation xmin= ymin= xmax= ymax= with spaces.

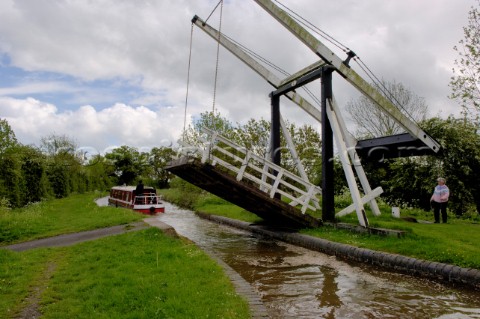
xmin=196 ymin=212 xmax=480 ymax=291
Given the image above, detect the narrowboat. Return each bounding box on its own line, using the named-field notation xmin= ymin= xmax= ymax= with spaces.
xmin=108 ymin=185 xmax=165 ymax=214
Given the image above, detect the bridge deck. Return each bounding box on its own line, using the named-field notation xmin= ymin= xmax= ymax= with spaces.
xmin=166 ymin=157 xmax=322 ymax=229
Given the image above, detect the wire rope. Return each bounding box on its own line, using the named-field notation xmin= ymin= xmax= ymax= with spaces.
xmin=211 ymin=0 xmax=224 ymax=119
xmin=182 ymin=23 xmax=194 ymax=142
xmin=272 ymin=0 xmax=349 ymax=53
xmin=354 ymin=57 xmax=418 ymax=123
xmin=204 ymin=0 xmax=223 ymax=24
xmin=222 ymin=32 xmax=322 ymax=107
xmin=272 ymin=0 xmax=422 ymax=126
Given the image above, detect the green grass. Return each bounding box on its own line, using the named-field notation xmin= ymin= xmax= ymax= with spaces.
xmin=40 ymin=228 xmax=249 ymax=318
xmin=0 ymin=248 xmax=54 ymax=318
xmin=0 ymin=229 xmax=250 ymax=319
xmin=301 ymin=221 xmax=480 ymax=269
xmin=0 ymin=192 xmax=143 ymax=245
xmin=193 ymin=194 xmax=262 ymax=223
xmin=304 ymin=205 xmax=480 ymax=269
xmin=159 ymin=189 xmax=262 ymax=223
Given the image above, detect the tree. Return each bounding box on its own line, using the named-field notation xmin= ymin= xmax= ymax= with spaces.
xmin=181 ymin=111 xmax=236 ymax=147
xmin=236 ymin=118 xmax=270 ymax=158
xmin=0 ymin=118 xmax=18 ymax=154
xmin=41 ymin=134 xmax=83 ymax=198
xmin=148 ymin=147 xmax=175 ymax=188
xmin=284 ymin=122 xmax=323 ymax=184
xmin=450 ymin=0 xmax=480 ymax=123
xmin=20 ymin=145 xmax=49 ymax=203
xmin=346 ymin=80 xmax=428 ymax=138
xmin=424 ymin=116 xmax=480 ymax=215
xmin=182 ymin=111 xmax=327 ymax=182
xmin=0 ymin=149 xmax=22 ymax=207
xmin=40 ymin=134 xmax=77 ymax=157
xmin=105 ymin=146 xmax=148 ymax=185
xmin=382 ymin=116 xmax=480 ymax=215
xmin=84 ymin=155 xmax=115 ymax=191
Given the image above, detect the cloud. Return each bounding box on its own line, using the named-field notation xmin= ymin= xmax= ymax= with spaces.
xmin=0 ymin=97 xmax=187 ymax=153
xmin=0 ymin=0 xmax=475 ymax=151
xmin=0 ymin=81 xmax=74 ymax=96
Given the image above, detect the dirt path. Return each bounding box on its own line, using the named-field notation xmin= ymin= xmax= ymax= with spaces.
xmin=14 ymin=262 xmax=58 ymax=319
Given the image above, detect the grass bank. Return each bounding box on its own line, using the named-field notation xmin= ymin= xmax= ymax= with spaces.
xmin=0 ymin=191 xmax=143 ymax=245
xmin=0 ymin=192 xmax=250 ymax=318
xmin=160 ymin=188 xmax=262 ymax=224
xmin=159 ymin=187 xmax=480 ymax=270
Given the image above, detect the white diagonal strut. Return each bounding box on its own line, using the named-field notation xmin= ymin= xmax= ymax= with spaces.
xmin=330 ymin=97 xmax=382 ymax=216
xmin=326 ymin=99 xmax=369 ymax=227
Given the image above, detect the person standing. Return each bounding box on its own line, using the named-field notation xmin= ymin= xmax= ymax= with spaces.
xmin=135 ymin=180 xmax=144 ymax=198
xmin=430 ymin=177 xmax=450 ymax=223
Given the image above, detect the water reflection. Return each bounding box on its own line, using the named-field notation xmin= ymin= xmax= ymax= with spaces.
xmin=158 ymin=202 xmax=480 ymax=319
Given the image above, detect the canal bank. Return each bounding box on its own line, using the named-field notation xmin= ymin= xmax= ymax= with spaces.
xmin=195 ymin=212 xmax=480 ymax=291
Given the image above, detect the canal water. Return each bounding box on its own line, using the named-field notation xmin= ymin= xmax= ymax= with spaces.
xmin=157 ymin=202 xmax=480 ymax=319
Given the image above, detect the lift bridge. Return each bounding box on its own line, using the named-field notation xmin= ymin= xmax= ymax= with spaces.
xmin=167 ymin=0 xmax=441 ymax=228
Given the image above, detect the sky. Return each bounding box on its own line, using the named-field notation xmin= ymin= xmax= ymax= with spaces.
xmin=0 ymin=0 xmax=476 ymax=156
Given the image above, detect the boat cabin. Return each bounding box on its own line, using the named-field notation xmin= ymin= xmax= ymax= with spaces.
xmin=108 ymin=185 xmax=165 ymax=215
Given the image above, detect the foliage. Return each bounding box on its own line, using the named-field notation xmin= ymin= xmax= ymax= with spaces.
xmin=423 ymin=116 xmax=480 ymax=214
xmin=284 ymin=122 xmax=323 ymax=183
xmin=346 ymin=80 xmax=428 ymax=138
xmin=450 ymin=0 xmax=480 ymax=123
xmin=182 ymin=111 xmax=323 ymax=184
xmin=104 ymin=145 xmax=149 ymax=185
xmin=20 ymin=146 xmax=49 ymax=203
xmin=0 ymin=119 xmax=162 ymax=208
xmin=181 ymin=111 xmax=237 ymax=147
xmin=380 ymin=157 xmax=433 ymax=210
xmin=0 ymin=152 xmax=22 ymax=207
xmin=343 ymin=75 xmax=479 ymax=215
xmin=236 ymin=117 xmax=270 ymax=157
xmin=83 ymin=155 xmax=115 ymax=192
xmin=42 ymin=134 xmax=84 ymax=198
xmin=40 ymin=133 xmax=77 ymax=157
xmin=378 ymin=117 xmax=480 ymax=215
xmin=0 ymin=118 xmax=18 ymax=154
xmin=146 ymin=146 xmax=175 ymax=189
xmin=162 ymin=177 xmax=204 ymax=208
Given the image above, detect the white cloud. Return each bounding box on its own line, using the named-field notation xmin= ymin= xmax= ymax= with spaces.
xmin=0 ymin=81 xmax=74 ymax=96
xmin=0 ymin=0 xmax=476 ymax=151
xmin=0 ymin=97 xmax=188 ymax=153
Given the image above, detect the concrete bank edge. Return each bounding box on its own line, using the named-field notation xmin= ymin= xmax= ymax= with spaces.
xmin=196 ymin=212 xmax=480 ymax=291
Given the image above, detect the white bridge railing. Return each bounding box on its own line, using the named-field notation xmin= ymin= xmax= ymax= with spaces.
xmin=179 ymin=127 xmax=321 ymax=213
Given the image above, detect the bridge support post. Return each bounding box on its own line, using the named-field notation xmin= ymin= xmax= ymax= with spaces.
xmin=270 ymin=93 xmax=281 ymax=166
xmin=270 ymin=93 xmax=281 ymax=199
xmin=321 ymin=66 xmax=335 ymax=222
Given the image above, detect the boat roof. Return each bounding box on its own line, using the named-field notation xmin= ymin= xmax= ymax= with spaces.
xmin=111 ymin=186 xmax=156 ymax=191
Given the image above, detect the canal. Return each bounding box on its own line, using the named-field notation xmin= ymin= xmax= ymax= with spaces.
xmin=158 ymin=202 xmax=480 ymax=318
